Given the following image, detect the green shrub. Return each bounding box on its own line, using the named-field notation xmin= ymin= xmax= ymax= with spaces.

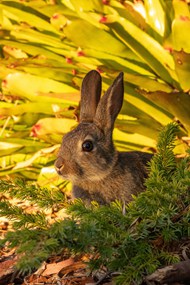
xmin=0 ymin=123 xmax=189 ymax=284
xmin=0 ymin=0 xmax=190 ymax=184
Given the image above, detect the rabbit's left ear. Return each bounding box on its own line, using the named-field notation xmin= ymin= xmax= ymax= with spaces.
xmin=80 ymin=70 xmax=102 ymax=123
xmin=94 ymin=72 xmax=124 ymax=134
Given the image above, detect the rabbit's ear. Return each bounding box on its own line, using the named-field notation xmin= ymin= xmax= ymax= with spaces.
xmin=94 ymin=72 xmax=124 ymax=133
xmin=80 ymin=70 xmax=102 ymax=123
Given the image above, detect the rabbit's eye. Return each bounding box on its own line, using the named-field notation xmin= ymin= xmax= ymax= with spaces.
xmin=82 ymin=140 xmax=94 ymax=152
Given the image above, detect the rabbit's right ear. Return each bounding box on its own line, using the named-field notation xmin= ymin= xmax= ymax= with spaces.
xmin=80 ymin=70 xmax=102 ymax=123
xmin=94 ymin=72 xmax=124 ymax=134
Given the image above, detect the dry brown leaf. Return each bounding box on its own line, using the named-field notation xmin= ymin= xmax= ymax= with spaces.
xmin=0 ymin=255 xmax=18 ymax=285
xmin=58 ymin=261 xmax=87 ymax=277
xmin=0 ymin=256 xmax=17 ymax=275
xmin=42 ymin=257 xmax=75 ymax=276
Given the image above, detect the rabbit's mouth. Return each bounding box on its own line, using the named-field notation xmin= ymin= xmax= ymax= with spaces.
xmin=55 ymin=157 xmax=78 ymax=181
xmin=55 ymin=164 xmax=65 ymax=177
xmin=54 ymin=157 xmax=66 ymax=177
xmin=55 ymin=165 xmax=71 ymax=181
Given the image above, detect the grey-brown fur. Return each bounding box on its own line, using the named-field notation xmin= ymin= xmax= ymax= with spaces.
xmin=55 ymin=70 xmax=153 ymax=204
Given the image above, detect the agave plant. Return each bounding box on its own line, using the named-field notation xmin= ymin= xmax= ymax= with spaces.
xmin=0 ymin=0 xmax=190 ymax=186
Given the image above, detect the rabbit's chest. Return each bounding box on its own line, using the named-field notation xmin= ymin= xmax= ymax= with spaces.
xmin=72 ymin=169 xmax=144 ymax=204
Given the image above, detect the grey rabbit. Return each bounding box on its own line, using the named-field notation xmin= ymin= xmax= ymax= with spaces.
xmin=55 ymin=70 xmax=153 ymax=204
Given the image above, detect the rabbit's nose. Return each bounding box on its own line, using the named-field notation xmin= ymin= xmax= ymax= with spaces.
xmin=55 ymin=157 xmax=64 ymax=175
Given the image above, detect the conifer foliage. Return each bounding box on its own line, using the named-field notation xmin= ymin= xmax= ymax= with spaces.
xmin=0 ymin=123 xmax=190 ymax=284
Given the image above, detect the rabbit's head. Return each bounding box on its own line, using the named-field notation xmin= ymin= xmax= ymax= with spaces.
xmin=55 ymin=70 xmax=124 ymax=184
